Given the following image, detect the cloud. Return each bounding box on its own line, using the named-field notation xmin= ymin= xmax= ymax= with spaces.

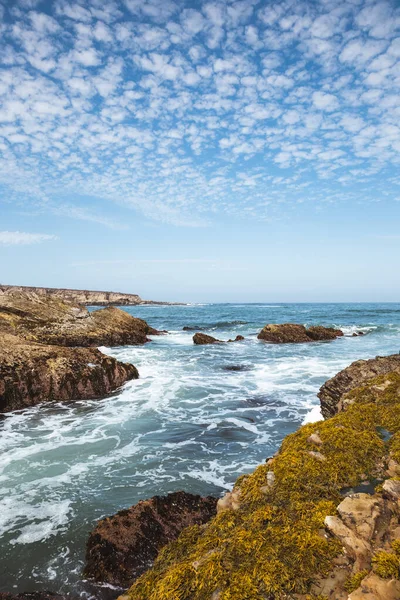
xmin=0 ymin=231 xmax=58 ymax=245
xmin=0 ymin=0 xmax=399 ymax=229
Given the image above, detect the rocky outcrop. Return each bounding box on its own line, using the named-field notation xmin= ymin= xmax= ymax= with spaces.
xmin=0 ymin=291 xmax=149 ymax=412
xmin=121 ymin=356 xmax=400 ymax=600
xmin=257 ymin=323 xmax=343 ymax=344
xmin=318 ymin=354 xmax=400 ymax=418
xmin=193 ymin=333 xmax=222 ymax=345
xmin=0 ymin=333 xmax=138 ymax=412
xmin=0 ymin=285 xmax=178 ymax=306
xmin=0 ymin=291 xmax=160 ymax=347
xmin=84 ymin=491 xmax=217 ymax=588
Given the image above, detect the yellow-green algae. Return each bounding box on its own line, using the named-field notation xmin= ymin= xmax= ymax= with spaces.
xmin=344 ymin=569 xmax=369 ymax=593
xmin=372 ymin=539 xmax=400 ymax=580
xmin=125 ymin=373 xmax=400 ymax=600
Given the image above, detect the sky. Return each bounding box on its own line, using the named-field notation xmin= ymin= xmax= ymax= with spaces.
xmin=0 ymin=0 xmax=400 ymax=303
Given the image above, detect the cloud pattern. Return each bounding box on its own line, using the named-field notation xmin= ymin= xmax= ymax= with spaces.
xmin=0 ymin=0 xmax=399 ymax=227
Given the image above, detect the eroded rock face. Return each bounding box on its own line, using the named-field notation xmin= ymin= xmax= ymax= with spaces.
xmin=257 ymin=323 xmax=343 ymax=344
xmin=84 ymin=491 xmax=217 ymax=587
xmin=318 ymin=354 xmax=400 ymax=419
xmin=0 ymin=334 xmax=138 ymax=412
xmin=193 ymin=333 xmax=222 ymax=345
xmin=0 ymin=291 xmax=159 ymax=347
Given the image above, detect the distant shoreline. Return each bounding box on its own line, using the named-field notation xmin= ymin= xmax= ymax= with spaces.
xmin=0 ymin=285 xmax=184 ymax=306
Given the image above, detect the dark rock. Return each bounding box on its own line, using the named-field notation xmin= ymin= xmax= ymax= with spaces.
xmin=257 ymin=323 xmax=343 ymax=344
xmin=0 ymin=594 xmax=67 ymax=600
xmin=193 ymin=333 xmax=222 ymax=345
xmin=0 ymin=333 xmax=138 ymax=412
xmin=227 ymin=335 xmax=245 ymax=342
xmin=84 ymin=491 xmax=217 ymax=587
xmin=318 ymin=354 xmax=400 ymax=419
xmin=223 ymin=364 xmax=253 ymax=372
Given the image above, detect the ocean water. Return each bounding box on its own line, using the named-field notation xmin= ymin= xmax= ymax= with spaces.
xmin=1 ymin=303 xmax=400 ymax=597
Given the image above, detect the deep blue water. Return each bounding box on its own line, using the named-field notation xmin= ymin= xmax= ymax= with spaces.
xmin=0 ymin=303 xmax=399 ymax=597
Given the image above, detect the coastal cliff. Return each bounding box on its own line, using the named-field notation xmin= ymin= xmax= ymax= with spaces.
xmin=0 ymin=285 xmax=178 ymax=306
xmin=118 ymin=356 xmax=400 ymax=600
xmin=0 ymin=291 xmax=160 ymax=411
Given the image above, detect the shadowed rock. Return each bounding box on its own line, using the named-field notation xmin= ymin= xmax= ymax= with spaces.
xmin=0 ymin=594 xmax=67 ymax=600
xmin=84 ymin=491 xmax=217 ymax=588
xmin=257 ymin=323 xmax=343 ymax=344
xmin=318 ymin=354 xmax=400 ymax=419
xmin=0 ymin=333 xmax=138 ymax=412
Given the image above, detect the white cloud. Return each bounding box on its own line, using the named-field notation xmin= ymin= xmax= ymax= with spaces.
xmin=0 ymin=231 xmax=58 ymax=245
xmin=312 ymin=91 xmax=339 ymax=111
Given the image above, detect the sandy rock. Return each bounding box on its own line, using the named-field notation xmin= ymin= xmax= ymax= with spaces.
xmin=324 ymin=515 xmax=372 ymax=570
xmin=308 ymin=450 xmax=326 ymax=461
xmin=257 ymin=323 xmax=343 ymax=344
xmin=383 ymin=479 xmax=400 ymax=501
xmin=308 ymin=432 xmax=323 ymax=445
xmin=84 ymin=491 xmax=217 ymax=587
xmin=348 ymin=572 xmax=400 ymax=599
xmin=0 ymin=333 xmax=138 ymax=412
xmin=337 ymin=494 xmax=383 ymax=541
xmin=217 ymin=489 xmax=241 ymax=513
xmin=318 ymin=354 xmax=400 ymax=419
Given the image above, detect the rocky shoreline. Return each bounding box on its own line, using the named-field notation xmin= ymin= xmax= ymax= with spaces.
xmin=1 ymin=294 xmax=399 ymax=599
xmin=0 ymin=285 xmax=182 ymax=307
xmin=0 ymin=290 xmax=160 ymax=412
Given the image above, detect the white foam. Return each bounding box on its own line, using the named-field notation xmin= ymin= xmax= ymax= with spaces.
xmin=302 ymin=405 xmax=323 ymax=424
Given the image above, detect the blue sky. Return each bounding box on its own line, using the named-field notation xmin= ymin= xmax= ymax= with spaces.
xmin=0 ymin=0 xmax=400 ymax=302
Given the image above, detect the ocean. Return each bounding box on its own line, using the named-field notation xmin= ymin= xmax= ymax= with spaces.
xmin=1 ymin=302 xmax=399 ymax=597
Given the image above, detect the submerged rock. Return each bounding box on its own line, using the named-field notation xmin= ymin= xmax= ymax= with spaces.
xmin=257 ymin=323 xmax=343 ymax=344
xmin=0 ymin=333 xmax=138 ymax=412
xmin=318 ymin=354 xmax=400 ymax=419
xmin=84 ymin=491 xmax=217 ymax=587
xmin=0 ymin=291 xmax=159 ymax=347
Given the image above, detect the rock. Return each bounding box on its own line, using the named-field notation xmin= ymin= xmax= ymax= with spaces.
xmin=227 ymin=335 xmax=245 ymax=342
xmin=84 ymin=491 xmax=217 ymax=587
xmin=222 ymin=365 xmax=252 ymax=372
xmin=348 ymin=573 xmax=400 ymax=599
xmin=0 ymin=594 xmax=67 ymax=600
xmin=336 ymin=494 xmax=383 ymax=542
xmin=307 ymin=432 xmax=323 ymax=446
xmin=324 ymin=514 xmax=372 ymax=571
xmin=257 ymin=323 xmax=343 ymax=344
xmin=318 ymin=354 xmax=400 ymax=419
xmin=0 ymin=333 xmax=138 ymax=412
xmin=0 ymin=291 xmax=159 ymax=347
xmin=193 ymin=333 xmax=222 ymax=345
xmin=382 ymin=479 xmax=400 ymax=501
xmin=308 ymin=450 xmax=326 ymax=461
xmin=216 ymin=489 xmax=241 ymax=513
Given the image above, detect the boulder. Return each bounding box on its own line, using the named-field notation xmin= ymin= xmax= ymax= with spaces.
xmin=0 ymin=334 xmax=138 ymax=412
xmin=318 ymin=354 xmax=400 ymax=419
xmin=348 ymin=573 xmax=400 ymax=600
xmin=84 ymin=491 xmax=217 ymax=587
xmin=0 ymin=291 xmax=159 ymax=347
xmin=257 ymin=323 xmax=343 ymax=344
xmin=227 ymin=335 xmax=245 ymax=342
xmin=193 ymin=333 xmax=222 ymax=345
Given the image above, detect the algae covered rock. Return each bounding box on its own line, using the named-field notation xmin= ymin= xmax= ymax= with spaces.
xmin=84 ymin=491 xmax=217 ymax=587
xmin=257 ymin=323 xmax=343 ymax=344
xmin=318 ymin=354 xmax=400 ymax=419
xmin=121 ymin=358 xmax=400 ymax=600
xmin=0 ymin=333 xmax=138 ymax=412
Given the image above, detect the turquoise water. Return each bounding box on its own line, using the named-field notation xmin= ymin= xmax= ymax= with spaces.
xmin=0 ymin=303 xmax=399 ymax=597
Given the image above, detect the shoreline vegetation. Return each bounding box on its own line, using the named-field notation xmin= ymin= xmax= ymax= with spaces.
xmin=0 ymin=290 xmax=399 ymax=599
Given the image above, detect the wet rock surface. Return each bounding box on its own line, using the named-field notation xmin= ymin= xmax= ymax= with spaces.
xmin=84 ymin=491 xmax=217 ymax=588
xmin=193 ymin=333 xmax=223 ymax=344
xmin=0 ymin=292 xmax=151 ymax=412
xmin=257 ymin=323 xmax=343 ymax=344
xmin=318 ymin=354 xmax=400 ymax=418
xmin=0 ymin=594 xmax=68 ymax=600
xmin=0 ymin=333 xmax=138 ymax=412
